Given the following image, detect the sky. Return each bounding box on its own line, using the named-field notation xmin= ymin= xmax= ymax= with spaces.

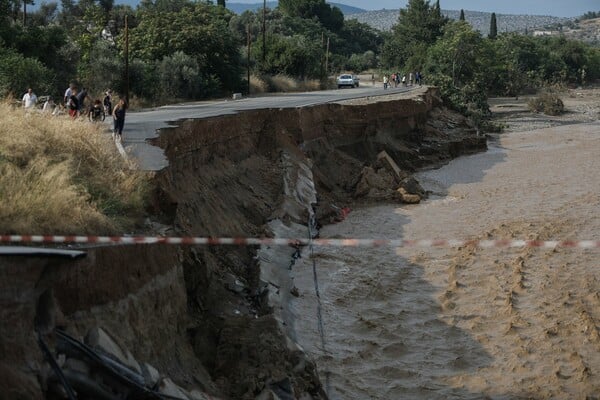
xmin=230 ymin=1 xmax=599 ymax=17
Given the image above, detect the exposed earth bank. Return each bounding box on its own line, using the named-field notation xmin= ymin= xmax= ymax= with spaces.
xmin=1 ymin=87 xmax=486 ymax=399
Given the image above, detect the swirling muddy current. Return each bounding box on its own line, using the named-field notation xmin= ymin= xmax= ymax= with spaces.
xmin=291 ymin=122 xmax=600 ymax=399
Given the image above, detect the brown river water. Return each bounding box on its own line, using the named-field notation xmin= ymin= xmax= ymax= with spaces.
xmin=291 ymin=122 xmax=600 ymax=399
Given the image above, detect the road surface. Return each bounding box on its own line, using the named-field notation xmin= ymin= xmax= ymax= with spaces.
xmin=115 ymin=85 xmax=414 ymax=170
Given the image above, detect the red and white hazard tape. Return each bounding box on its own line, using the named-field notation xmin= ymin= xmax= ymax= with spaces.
xmin=0 ymin=235 xmax=599 ymax=249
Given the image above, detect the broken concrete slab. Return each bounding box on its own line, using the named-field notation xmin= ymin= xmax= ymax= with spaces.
xmin=376 ymin=150 xmax=408 ymax=183
xmin=85 ymin=327 xmax=142 ymax=375
xmin=159 ymin=377 xmax=190 ymax=399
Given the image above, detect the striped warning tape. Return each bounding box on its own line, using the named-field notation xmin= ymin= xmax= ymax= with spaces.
xmin=0 ymin=235 xmax=599 ymax=249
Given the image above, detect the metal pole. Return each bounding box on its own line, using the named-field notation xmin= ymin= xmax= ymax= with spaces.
xmin=325 ymin=36 xmax=330 ymax=78
xmin=262 ymin=0 xmax=266 ymax=64
xmin=124 ymin=15 xmax=129 ymax=103
xmin=247 ymin=24 xmax=251 ymax=95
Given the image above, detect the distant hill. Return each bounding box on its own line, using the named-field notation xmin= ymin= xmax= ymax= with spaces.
xmin=112 ymin=1 xmax=366 ymax=15
xmin=227 ymin=2 xmax=366 ymax=15
xmin=346 ymin=9 xmax=570 ymax=35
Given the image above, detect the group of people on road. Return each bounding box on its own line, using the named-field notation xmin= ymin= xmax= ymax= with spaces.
xmin=382 ymin=71 xmax=423 ymax=89
xmin=22 ymin=84 xmax=127 ymax=141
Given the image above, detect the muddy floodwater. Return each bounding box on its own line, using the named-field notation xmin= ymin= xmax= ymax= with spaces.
xmin=292 ymin=122 xmax=600 ymax=399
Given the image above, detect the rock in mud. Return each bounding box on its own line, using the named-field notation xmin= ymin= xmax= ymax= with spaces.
xmin=354 ymin=166 xmax=397 ymax=199
xmin=396 ymin=187 xmax=422 ymax=204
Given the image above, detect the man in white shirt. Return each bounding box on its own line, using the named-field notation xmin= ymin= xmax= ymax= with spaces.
xmin=64 ymin=83 xmax=75 ymax=105
xmin=22 ymin=88 xmax=37 ymax=109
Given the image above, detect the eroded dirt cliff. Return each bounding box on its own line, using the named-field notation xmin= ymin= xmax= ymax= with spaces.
xmin=0 ymin=87 xmax=486 ymax=400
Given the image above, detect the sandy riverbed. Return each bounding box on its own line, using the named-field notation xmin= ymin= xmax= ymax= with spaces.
xmin=291 ymin=93 xmax=600 ymax=399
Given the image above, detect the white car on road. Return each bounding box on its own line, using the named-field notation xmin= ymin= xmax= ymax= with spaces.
xmin=337 ymin=74 xmax=360 ymax=88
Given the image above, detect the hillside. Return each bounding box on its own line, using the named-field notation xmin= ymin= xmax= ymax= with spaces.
xmin=113 ymin=0 xmax=366 ymax=15
xmin=541 ymin=17 xmax=600 ymax=46
xmin=227 ymin=1 xmax=366 ymax=15
xmin=346 ymin=8 xmax=569 ymax=35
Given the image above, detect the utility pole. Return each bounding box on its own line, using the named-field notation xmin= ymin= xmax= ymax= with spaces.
xmin=324 ymin=36 xmax=330 ymax=79
xmin=262 ymin=0 xmax=266 ymax=64
xmin=124 ymin=15 xmax=130 ymax=103
xmin=247 ymin=23 xmax=251 ymax=95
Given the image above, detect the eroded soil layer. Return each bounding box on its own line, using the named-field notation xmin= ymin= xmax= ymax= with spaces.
xmin=1 ymin=87 xmax=486 ymax=400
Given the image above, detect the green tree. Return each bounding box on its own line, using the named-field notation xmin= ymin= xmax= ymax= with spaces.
xmin=426 ymin=21 xmax=483 ymax=85
xmin=217 ymin=0 xmax=225 ymax=6
xmin=128 ymin=2 xmax=241 ymax=95
xmin=157 ymin=51 xmax=202 ymax=98
xmin=489 ymin=12 xmax=497 ymax=39
xmin=278 ymin=0 xmax=343 ymax=32
xmin=381 ymin=0 xmax=448 ymax=68
xmin=253 ymin=33 xmax=322 ymax=79
xmin=459 ymin=9 xmax=465 ymax=21
xmin=0 ymin=47 xmax=55 ymax=97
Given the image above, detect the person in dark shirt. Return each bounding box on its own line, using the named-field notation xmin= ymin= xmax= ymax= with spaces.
xmin=112 ymin=97 xmax=127 ymax=141
xmin=68 ymin=87 xmax=80 ymax=119
xmin=76 ymin=87 xmax=88 ymax=114
xmin=103 ymin=90 xmax=113 ymax=116
xmin=89 ymin=99 xmax=105 ymax=122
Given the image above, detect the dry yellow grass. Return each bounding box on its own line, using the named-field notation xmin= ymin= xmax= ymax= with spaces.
xmin=260 ymin=74 xmax=323 ymax=93
xmin=0 ymin=103 xmax=151 ymax=235
xmin=250 ymin=74 xmax=268 ymax=94
xmin=267 ymin=74 xmax=298 ymax=92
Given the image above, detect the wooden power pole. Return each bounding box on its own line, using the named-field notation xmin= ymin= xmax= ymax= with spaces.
xmin=124 ymin=15 xmax=130 ymax=103
xmin=247 ymin=24 xmax=251 ymax=95
xmin=262 ymin=0 xmax=266 ymax=64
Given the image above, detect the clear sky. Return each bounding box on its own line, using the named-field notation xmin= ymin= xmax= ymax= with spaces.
xmin=231 ymin=1 xmax=599 ymax=17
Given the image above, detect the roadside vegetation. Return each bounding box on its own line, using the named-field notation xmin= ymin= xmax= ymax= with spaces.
xmin=3 ymin=0 xmax=598 ymax=115
xmin=0 ymin=103 xmax=150 ymax=234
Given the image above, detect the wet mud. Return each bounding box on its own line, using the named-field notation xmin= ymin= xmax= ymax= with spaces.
xmin=291 ymin=121 xmax=600 ymax=399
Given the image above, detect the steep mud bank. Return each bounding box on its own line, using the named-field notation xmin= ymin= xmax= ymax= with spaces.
xmin=0 ymin=87 xmax=486 ymax=399
xmin=150 ymin=87 xmax=486 ymax=398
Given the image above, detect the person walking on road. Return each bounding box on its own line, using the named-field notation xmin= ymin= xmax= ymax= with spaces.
xmin=383 ymin=75 xmax=389 ymax=90
xmin=112 ymin=97 xmax=127 ymax=142
xmin=22 ymin=88 xmax=37 ymax=109
xmin=103 ymin=90 xmax=113 ymax=116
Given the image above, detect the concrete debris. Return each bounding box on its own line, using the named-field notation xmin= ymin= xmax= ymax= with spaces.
xmin=376 ymin=150 xmax=408 ymax=183
xmin=43 ymin=328 xmax=217 ymax=400
xmin=85 ymin=327 xmax=141 ymax=374
xmin=159 ymin=377 xmax=191 ymax=399
xmin=63 ymin=357 xmax=89 ymax=375
xmin=141 ymin=362 xmax=161 ymax=389
xmin=255 ymin=388 xmax=283 ymax=400
xmin=189 ymin=389 xmax=219 ymax=400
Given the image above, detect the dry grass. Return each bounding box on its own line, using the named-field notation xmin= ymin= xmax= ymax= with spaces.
xmin=266 ymin=74 xmax=298 ymax=92
xmin=0 ymin=103 xmax=151 ymax=235
xmin=250 ymin=74 xmax=268 ymax=94
xmin=258 ymin=74 xmax=324 ymax=93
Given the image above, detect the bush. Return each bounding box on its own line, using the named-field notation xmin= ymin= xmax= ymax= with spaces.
xmin=528 ymin=92 xmax=565 ymax=115
xmin=157 ymin=51 xmax=201 ymax=99
xmin=0 ymin=48 xmax=55 ymax=98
